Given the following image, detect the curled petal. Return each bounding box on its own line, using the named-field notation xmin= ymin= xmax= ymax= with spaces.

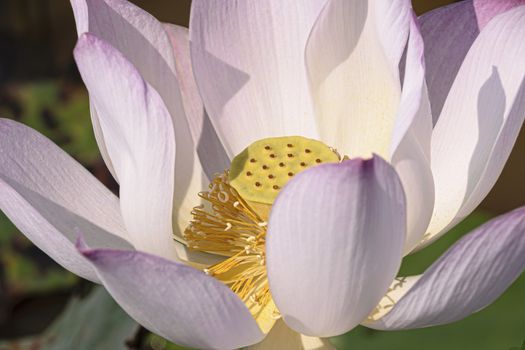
xmin=390 ymin=15 xmax=435 ymax=253
xmin=162 ymin=24 xmax=232 ymax=265
xmin=78 ymin=242 xmax=264 ymax=349
xmin=70 ymin=0 xmax=215 ymax=251
xmin=163 ymin=23 xmax=230 ymax=178
xmin=0 ymin=119 xmax=131 ymax=282
xmin=267 ymin=157 xmax=406 ymax=336
xmin=366 ymin=207 xmax=525 ymax=330
xmin=74 ymin=34 xmax=177 ymax=260
xmin=425 ymin=6 xmax=525 ymax=248
xmin=70 ymin=0 xmax=179 ymax=178
xmin=420 ymin=0 xmax=525 ymax=124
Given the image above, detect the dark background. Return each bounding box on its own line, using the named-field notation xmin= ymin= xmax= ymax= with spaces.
xmin=0 ymin=1 xmax=524 ymax=349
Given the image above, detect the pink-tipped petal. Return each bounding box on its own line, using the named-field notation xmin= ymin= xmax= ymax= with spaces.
xmin=365 ymin=207 xmax=525 ymax=330
xmin=420 ymin=0 xmax=525 ymax=123
xmin=425 ymin=6 xmax=525 ymax=248
xmin=189 ymin=0 xmax=325 ymax=157
xmin=74 ymin=34 xmax=177 ymax=260
xmin=78 ymin=244 xmax=264 ymax=349
xmin=70 ymin=0 xmax=212 ymax=247
xmin=70 ymin=0 xmax=179 ymax=178
xmin=0 ymin=119 xmax=131 ymax=282
xmin=266 ymin=157 xmax=406 ymax=337
xmin=163 ymin=23 xmax=229 ymax=178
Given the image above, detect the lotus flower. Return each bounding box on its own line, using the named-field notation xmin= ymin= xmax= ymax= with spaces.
xmin=1 ymin=0 xmax=525 ymax=349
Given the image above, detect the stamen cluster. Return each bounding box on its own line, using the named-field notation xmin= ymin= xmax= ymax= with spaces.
xmin=184 ymin=172 xmax=272 ymax=308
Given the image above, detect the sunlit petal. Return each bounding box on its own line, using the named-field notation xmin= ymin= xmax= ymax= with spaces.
xmin=267 ymin=157 xmax=406 ymax=336
xmin=425 ymin=6 xmax=525 ymax=248
xmin=365 ymin=207 xmax=525 ymax=330
xmin=306 ymin=0 xmax=411 ymax=159
xmin=79 ymin=243 xmax=264 ymax=349
xmin=0 ymin=119 xmax=131 ymax=282
xmin=74 ymin=34 xmax=177 ymax=260
xmin=190 ymin=0 xmax=325 ymax=157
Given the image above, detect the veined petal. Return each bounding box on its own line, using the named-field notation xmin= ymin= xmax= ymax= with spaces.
xmin=248 ymin=320 xmax=335 ymax=350
xmin=0 ymin=119 xmax=131 ymax=282
xmin=189 ymin=0 xmax=325 ymax=157
xmin=161 ymin=24 xmax=231 ymax=265
xmin=78 ymin=243 xmax=264 ymax=349
xmin=474 ymin=0 xmax=525 ymax=29
xmin=90 ymin=103 xmax=117 ymax=181
xmin=74 ymin=34 xmax=177 ymax=260
xmin=70 ymin=0 xmax=178 ymax=178
xmin=70 ymin=0 xmax=210 ymax=250
xmin=420 ymin=0 xmax=525 ymax=123
xmin=365 ymin=207 xmax=525 ymax=330
xmin=424 ymin=6 xmax=525 ymax=248
xmin=163 ymin=23 xmax=230 ymax=179
xmin=266 ymin=157 xmax=406 ymax=337
xmin=390 ymin=16 xmax=435 ymax=253
xmin=70 ymin=0 xmax=177 ymax=93
xmin=306 ymin=0 xmax=411 ymax=159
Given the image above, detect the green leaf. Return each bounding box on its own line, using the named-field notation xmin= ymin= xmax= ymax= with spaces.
xmin=43 ymin=287 xmax=138 ymax=350
xmin=0 ymin=81 xmax=100 ymax=164
xmin=145 ymin=334 xmax=195 ymax=350
xmin=0 ymin=212 xmax=77 ymax=295
xmin=0 ymin=287 xmax=138 ymax=350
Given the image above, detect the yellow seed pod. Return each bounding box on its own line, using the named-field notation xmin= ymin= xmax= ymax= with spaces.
xmin=229 ymin=136 xmax=340 ymax=204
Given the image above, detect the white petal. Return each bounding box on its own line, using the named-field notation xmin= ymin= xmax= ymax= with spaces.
xmin=79 ymin=244 xmax=264 ymax=349
xmin=0 ymin=119 xmax=131 ymax=282
xmin=266 ymin=157 xmax=406 ymax=337
xmin=74 ymin=34 xmax=177 ymax=260
xmin=189 ymin=0 xmax=325 ymax=157
xmin=390 ymin=17 xmax=435 ymax=253
xmin=419 ymin=0 xmax=525 ymax=123
xmin=425 ymin=6 xmax=525 ymax=248
xmin=71 ymin=0 xmax=210 ymax=251
xmin=163 ymin=23 xmax=230 ymax=178
xmin=305 ymin=0 xmax=411 ymax=159
xmin=90 ymin=103 xmax=118 ymax=181
xmin=161 ymin=24 xmax=232 ymax=265
xmin=248 ymin=320 xmax=335 ymax=350
xmin=70 ymin=0 xmax=177 ymax=89
xmin=70 ymin=0 xmax=180 ymax=175
xmin=365 ymin=207 xmax=525 ymax=330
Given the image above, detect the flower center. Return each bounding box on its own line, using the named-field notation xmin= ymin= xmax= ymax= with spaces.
xmin=183 ymin=136 xmax=340 ymax=333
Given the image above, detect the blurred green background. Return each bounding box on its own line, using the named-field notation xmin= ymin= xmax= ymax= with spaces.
xmin=0 ymin=1 xmax=524 ymax=349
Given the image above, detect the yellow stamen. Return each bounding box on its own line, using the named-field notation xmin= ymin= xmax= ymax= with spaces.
xmin=184 ymin=172 xmax=277 ymax=332
xmin=183 ymin=136 xmax=340 ymax=333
